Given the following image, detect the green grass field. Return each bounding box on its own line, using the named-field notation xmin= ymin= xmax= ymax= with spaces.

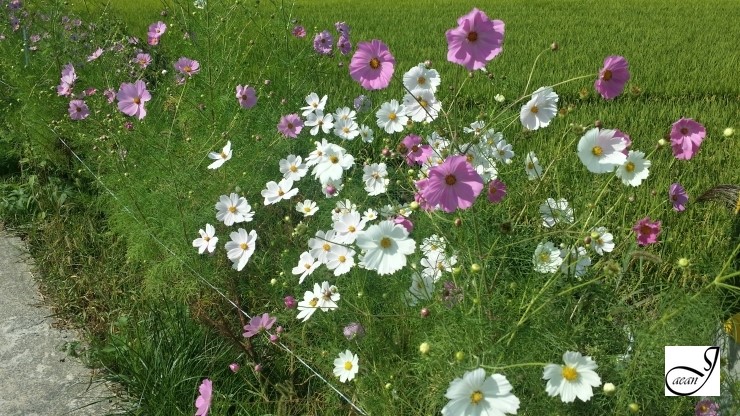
xmin=2 ymin=0 xmax=739 ymax=414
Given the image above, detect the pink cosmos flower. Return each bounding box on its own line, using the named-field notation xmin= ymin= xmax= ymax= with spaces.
xmin=194 ymin=379 xmax=212 ymax=416
xmin=421 ymin=155 xmax=484 ymax=213
xmin=633 ymin=217 xmax=661 ymax=246
xmin=57 ymin=83 xmax=72 ymax=97
xmin=594 ymin=55 xmax=630 ymax=99
xmin=173 ymin=57 xmax=200 ymax=77
xmin=445 ymin=8 xmax=505 ymax=71
xmin=335 ymin=21 xmax=350 ymax=37
xmin=487 ymin=178 xmax=507 ymax=203
xmin=313 ymin=30 xmax=333 ymax=55
xmin=116 ymin=80 xmax=151 ymax=120
xmin=68 ymin=100 xmax=90 ymax=120
xmin=669 ymin=183 xmax=688 ymax=212
xmin=147 ymin=21 xmax=166 ymax=39
xmin=401 ymin=134 xmax=432 ymax=166
xmin=614 ymin=129 xmax=632 ymax=156
xmin=349 ymin=40 xmax=395 ymax=90
xmin=284 ymin=295 xmax=297 ymax=309
xmin=134 ymin=53 xmax=151 ymax=69
xmin=60 ymin=63 xmax=76 ymax=86
xmin=292 ymin=25 xmax=306 ymax=38
xmin=670 ymin=118 xmax=706 ymax=160
xmin=243 ymin=313 xmax=276 ymax=338
xmin=394 ymin=215 xmax=413 ymax=233
xmin=147 ymin=36 xmax=159 ymax=46
xmin=86 ymin=47 xmax=103 ymax=62
xmin=337 ymin=35 xmax=352 ymax=55
xmin=103 ymin=88 xmax=116 ymax=103
xmin=229 ymin=363 xmax=240 ymax=373
xmin=277 ymin=113 xmax=303 ymax=138
xmin=695 ymin=399 xmax=719 ymax=416
xmin=236 ymin=85 xmax=257 ymax=109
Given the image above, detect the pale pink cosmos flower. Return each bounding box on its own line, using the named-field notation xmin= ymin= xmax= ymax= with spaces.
xmin=313 ymin=30 xmax=333 ymax=55
xmin=173 ymin=57 xmax=200 ymax=77
xmin=337 ymin=35 xmax=352 ymax=55
xmin=243 ymin=313 xmax=276 ymax=338
xmin=487 ymin=178 xmax=507 ymax=203
xmin=594 ymin=55 xmax=630 ymax=100
xmin=148 ymin=21 xmax=166 ymax=39
xmin=194 ymin=379 xmax=212 ymax=416
xmin=292 ymin=25 xmax=306 ymax=38
xmin=103 ymin=88 xmax=115 ymax=103
xmin=670 ymin=117 xmax=706 ymax=160
xmin=349 ymin=40 xmax=395 ymax=90
xmin=633 ymin=217 xmax=661 ymax=246
xmin=236 ymin=85 xmax=257 ymax=109
xmin=68 ymin=100 xmax=90 ymax=120
xmin=277 ymin=113 xmax=303 ymax=138
xmin=116 ymin=80 xmax=151 ymax=120
xmin=134 ymin=53 xmax=151 ymax=69
xmin=420 ymin=155 xmax=484 ymax=213
xmin=86 ymin=47 xmax=103 ymax=62
xmin=445 ymin=8 xmax=505 ymax=71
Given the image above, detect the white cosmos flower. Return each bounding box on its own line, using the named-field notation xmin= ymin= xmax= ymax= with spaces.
xmin=358 ymin=125 xmax=374 ymax=143
xmin=376 ymin=99 xmax=408 ymax=134
xmin=261 ymin=178 xmax=299 ymax=205
xmin=464 ymin=120 xmax=486 ymax=136
xmin=304 ymin=110 xmax=334 ymax=136
xmin=333 ymin=106 xmax=356 ymax=122
xmin=333 ymin=118 xmax=359 ymax=140
xmin=405 ymin=270 xmax=435 ymax=306
xmin=332 ymin=199 xmax=357 ymax=221
xmin=224 ymin=228 xmax=257 ymax=271
xmin=427 ymin=131 xmax=450 ymax=153
xmin=403 ymin=89 xmax=440 ymax=123
xmin=616 ymin=150 xmax=650 ymax=187
xmin=296 ymin=281 xmax=340 ymax=322
xmin=543 ymin=351 xmax=601 ymax=403
xmin=494 ymin=93 xmax=505 ymax=103
xmin=333 ymin=349 xmax=359 ymax=383
xmin=279 ymin=155 xmax=308 ymax=181
xmin=363 ymin=163 xmax=389 ymax=196
xmin=325 ymin=245 xmax=355 ymax=276
xmin=292 ymin=251 xmax=318 ymax=284
xmin=533 ymin=241 xmax=562 ymax=273
xmin=301 ymin=92 xmax=327 ymax=116
xmin=332 ymin=211 xmax=366 ymax=244
xmin=539 ymin=198 xmax=574 ymax=228
xmin=305 ymin=138 xmax=331 ymax=167
xmin=356 ymin=220 xmax=416 ymax=276
xmin=492 ymin=137 xmax=514 ymax=164
xmin=215 ymin=193 xmax=254 ymax=226
xmin=441 ymin=368 xmax=520 ymax=416
xmin=207 ymin=141 xmax=232 ymax=169
xmin=362 ymin=208 xmax=378 ymax=222
xmin=421 ymin=234 xmax=447 ymax=258
xmin=560 ymin=246 xmax=591 ymax=277
xmin=421 ymin=251 xmax=457 ymax=282
xmin=308 ymin=229 xmax=337 ymax=264
xmin=525 ymin=151 xmax=543 ymax=180
xmin=192 ymin=223 xmax=218 ymax=254
xmin=577 ymin=128 xmax=627 ymax=173
xmin=403 ymin=63 xmax=440 ymax=93
xmin=589 ymin=226 xmax=614 ymax=255
xmin=520 ymin=86 xmax=558 ymax=131
xmin=296 ymin=199 xmax=318 ymax=217
xmin=312 ymin=143 xmax=354 ymax=184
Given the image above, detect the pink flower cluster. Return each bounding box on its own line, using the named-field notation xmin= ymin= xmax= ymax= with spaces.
xmin=147 ymin=21 xmax=166 ymax=45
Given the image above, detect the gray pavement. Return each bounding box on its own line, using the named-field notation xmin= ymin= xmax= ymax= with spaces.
xmin=0 ymin=230 xmax=118 ymax=415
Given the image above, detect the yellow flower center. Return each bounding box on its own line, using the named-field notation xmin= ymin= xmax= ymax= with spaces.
xmin=203 ymin=236 xmax=210 ymax=241
xmin=527 ymin=162 xmax=535 ymax=170
xmin=625 ymin=161 xmax=635 ymax=173
xmin=445 ymin=174 xmax=457 ymax=186
xmin=539 ymin=252 xmax=550 ymax=263
xmin=309 ymin=298 xmax=318 ymax=307
xmin=278 ymin=189 xmax=285 ymax=196
xmin=470 ymin=390 xmax=484 ymax=404
xmin=228 ymin=206 xmax=237 ymax=213
xmin=290 ymin=165 xmax=298 ymax=172
xmin=348 ymin=226 xmax=356 ymax=232
xmin=220 ymin=151 xmax=228 ymax=159
xmin=304 ymin=206 xmax=311 ymax=212
xmin=562 ymin=366 xmax=578 ymax=381
xmin=591 ymin=146 xmax=603 ymax=156
xmin=133 ymin=97 xmax=141 ymax=104
xmin=380 ymin=237 xmax=392 ymax=249
xmin=338 ymin=255 xmax=346 ymax=263
xmin=466 ymin=154 xmax=474 ymax=163
xmin=388 ymin=112 xmax=397 ymax=121
xmin=467 ymin=32 xmax=478 ymax=42
xmin=304 ymin=263 xmax=312 ymax=269
xmin=323 ymin=243 xmax=331 ymax=251
xmin=602 ymin=69 xmax=613 ymax=81
xmin=530 ymin=105 xmax=539 ymax=114
xmin=240 ymin=242 xmax=249 ymax=250
xmin=344 ymin=361 xmax=353 ymax=370
xmin=418 ymin=76 xmax=426 ymax=85
xmin=330 ymin=155 xmax=339 ymax=164
xmin=369 ymin=57 xmax=380 ymax=69
xmin=418 ymin=98 xmax=428 ymax=108
xmin=184 ymin=65 xmax=192 ymax=73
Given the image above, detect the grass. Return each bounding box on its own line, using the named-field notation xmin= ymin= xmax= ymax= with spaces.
xmin=1 ymin=0 xmax=739 ymax=415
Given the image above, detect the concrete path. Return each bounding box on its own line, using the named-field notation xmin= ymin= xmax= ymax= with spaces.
xmin=0 ymin=230 xmax=118 ymax=415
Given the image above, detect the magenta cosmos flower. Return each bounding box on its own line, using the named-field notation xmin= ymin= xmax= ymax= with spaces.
xmin=421 ymin=155 xmax=484 ymax=213
xmin=68 ymin=100 xmax=90 ymax=120
xmin=243 ymin=313 xmax=276 ymax=338
xmin=116 ymin=80 xmax=151 ymax=120
xmin=277 ymin=113 xmax=303 ymax=138
xmin=349 ymin=40 xmax=395 ymax=90
xmin=633 ymin=216 xmax=661 ymax=246
xmin=669 ymin=183 xmax=688 ymax=212
xmin=401 ymin=134 xmax=432 ymax=166
xmin=670 ymin=118 xmax=706 ymax=160
xmin=445 ymin=8 xmax=504 ymax=71
xmin=194 ymin=378 xmax=212 ymax=416
xmin=594 ymin=55 xmax=630 ymax=100
xmin=313 ymin=30 xmax=333 ymax=55
xmin=236 ymin=85 xmax=257 ymax=109
xmin=174 ymin=57 xmax=200 ymax=77
xmin=487 ymin=178 xmax=507 ymax=203
xmin=292 ymin=25 xmax=306 ymax=38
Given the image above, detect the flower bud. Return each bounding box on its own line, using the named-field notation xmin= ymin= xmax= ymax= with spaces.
xmin=229 ymin=363 xmax=240 ymax=373
xmin=723 ymin=127 xmax=734 ymax=137
xmin=420 ymin=307 xmax=430 ymax=318
xmin=550 ymin=42 xmax=559 ymax=51
xmin=454 ymin=351 xmax=465 ymax=361
xmin=603 ymin=382 xmax=615 ymax=395
xmin=628 ymin=403 xmax=639 ymax=413
xmin=419 ymin=342 xmax=430 ymax=354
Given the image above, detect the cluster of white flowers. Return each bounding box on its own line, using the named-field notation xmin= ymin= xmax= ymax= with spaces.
xmin=406 ymin=234 xmax=457 ymax=305
xmin=376 ymin=63 xmax=442 ymax=134
xmin=577 ymin=128 xmax=650 ymax=186
xmin=302 ymin=92 xmax=374 ymax=143
xmin=296 ymin=281 xmax=340 ymax=322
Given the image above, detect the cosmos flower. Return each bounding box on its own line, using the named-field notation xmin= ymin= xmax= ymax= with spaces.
xmin=670 ymin=117 xmax=706 ymax=160
xmin=445 ymin=8 xmax=505 ymax=71
xmin=594 ymin=55 xmax=630 ymax=100
xmin=441 ymin=368 xmax=519 ymax=416
xmin=349 ymin=40 xmax=395 ymax=90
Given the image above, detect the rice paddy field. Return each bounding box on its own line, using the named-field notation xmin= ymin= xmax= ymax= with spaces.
xmin=1 ymin=0 xmax=739 ymax=414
